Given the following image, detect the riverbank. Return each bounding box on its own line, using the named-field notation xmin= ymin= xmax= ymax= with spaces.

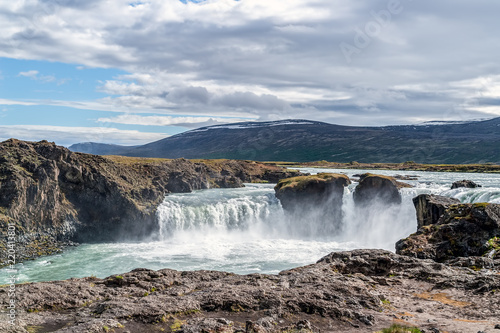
xmin=268 ymin=161 xmax=500 ymax=173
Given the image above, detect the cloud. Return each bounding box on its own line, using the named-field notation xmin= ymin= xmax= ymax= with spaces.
xmin=0 ymin=99 xmax=36 ymax=106
xmin=0 ymin=125 xmax=168 ymax=146
xmin=97 ymin=114 xmax=248 ymax=128
xmin=0 ymin=0 xmax=499 ymax=126
xmin=18 ymin=70 xmax=67 ymax=84
xmin=18 ymin=70 xmax=40 ymax=78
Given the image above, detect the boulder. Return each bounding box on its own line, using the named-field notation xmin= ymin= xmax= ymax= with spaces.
xmin=413 ymin=194 xmax=461 ymax=229
xmin=275 ymin=173 xmax=350 ymax=209
xmin=451 ymin=180 xmax=482 ymax=189
xmin=353 ymin=174 xmax=409 ymax=206
xmin=274 ymin=173 xmax=351 ymax=232
xmin=396 ymin=198 xmax=500 ymax=262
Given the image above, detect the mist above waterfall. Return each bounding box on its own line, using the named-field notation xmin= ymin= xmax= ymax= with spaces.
xmin=155 ymin=183 xmax=420 ymax=251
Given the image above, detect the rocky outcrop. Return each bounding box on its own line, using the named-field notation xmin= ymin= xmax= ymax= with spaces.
xmin=353 ymin=173 xmax=410 ymax=206
xmin=274 ymin=173 xmax=350 ymax=210
xmin=0 ymin=139 xmax=301 ymax=266
xmin=396 ymin=196 xmax=500 ymax=262
xmin=451 ymin=179 xmax=482 ymax=189
xmin=413 ymin=194 xmax=461 ymax=229
xmin=3 ymin=249 xmax=499 ymax=333
xmin=274 ymin=173 xmax=350 ymax=232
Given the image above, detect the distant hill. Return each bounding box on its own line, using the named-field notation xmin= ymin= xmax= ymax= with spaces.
xmin=69 ymin=118 xmax=500 ymax=164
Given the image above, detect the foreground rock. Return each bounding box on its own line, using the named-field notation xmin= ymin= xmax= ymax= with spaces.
xmin=274 ymin=173 xmax=350 ymax=233
xmin=3 ymin=250 xmax=499 ymax=333
xmin=451 ymin=179 xmax=482 ymax=189
xmin=397 ymin=195 xmax=500 ymax=262
xmin=0 ymin=139 xmax=301 ymax=266
xmin=353 ymin=173 xmax=411 ymax=206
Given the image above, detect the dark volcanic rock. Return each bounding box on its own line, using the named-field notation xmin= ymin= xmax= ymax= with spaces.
xmin=451 ymin=180 xmax=482 ymax=189
xmin=274 ymin=173 xmax=350 ymax=232
xmin=4 ymin=250 xmax=499 ymax=333
xmin=0 ymin=139 xmax=301 ymax=266
xmin=353 ymin=173 xmax=409 ymax=206
xmin=396 ymin=198 xmax=500 ymax=262
xmin=413 ymin=194 xmax=461 ymax=229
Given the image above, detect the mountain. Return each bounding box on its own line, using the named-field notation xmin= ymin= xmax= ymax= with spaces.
xmin=69 ymin=118 xmax=500 ymax=164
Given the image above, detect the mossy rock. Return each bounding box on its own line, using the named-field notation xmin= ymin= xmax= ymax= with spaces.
xmin=275 ymin=173 xmax=350 ymax=193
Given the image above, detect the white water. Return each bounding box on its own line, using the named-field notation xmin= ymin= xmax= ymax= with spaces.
xmin=2 ymin=168 xmax=500 ymax=283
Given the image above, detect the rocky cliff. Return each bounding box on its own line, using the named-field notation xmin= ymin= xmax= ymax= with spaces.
xmin=0 ymin=139 xmax=301 ymax=266
xmin=396 ymin=194 xmax=500 ymax=263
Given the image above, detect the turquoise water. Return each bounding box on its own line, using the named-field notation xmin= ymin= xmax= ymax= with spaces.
xmin=2 ymin=169 xmax=500 ymax=284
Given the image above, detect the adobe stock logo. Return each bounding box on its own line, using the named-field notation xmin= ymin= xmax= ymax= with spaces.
xmin=339 ymin=0 xmax=413 ymax=64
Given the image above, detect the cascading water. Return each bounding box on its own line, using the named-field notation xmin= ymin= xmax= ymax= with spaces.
xmin=3 ymin=168 xmax=500 ymax=284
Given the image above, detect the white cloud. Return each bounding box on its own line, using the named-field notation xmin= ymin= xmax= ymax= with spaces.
xmin=0 ymin=125 xmax=168 ymax=146
xmin=18 ymin=70 xmax=39 ymax=78
xmin=17 ymin=69 xmax=67 ymax=84
xmin=0 ymin=99 xmax=36 ymax=106
xmin=97 ymin=114 xmax=249 ymax=128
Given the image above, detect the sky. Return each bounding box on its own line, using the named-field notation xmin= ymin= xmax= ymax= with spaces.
xmin=1 ymin=0 xmax=500 ymax=146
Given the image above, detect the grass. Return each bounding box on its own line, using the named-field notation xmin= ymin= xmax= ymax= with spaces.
xmin=376 ymin=324 xmax=422 ymax=333
xmin=104 ymin=155 xmax=171 ymax=165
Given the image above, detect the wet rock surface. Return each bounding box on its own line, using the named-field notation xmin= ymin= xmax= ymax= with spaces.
xmin=2 ymin=250 xmax=499 ymax=333
xmin=451 ymin=179 xmax=482 ymax=189
xmin=0 ymin=139 xmax=301 ymax=266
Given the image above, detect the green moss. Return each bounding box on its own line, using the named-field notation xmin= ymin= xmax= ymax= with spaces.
xmin=473 ymin=202 xmax=489 ymax=208
xmin=170 ymin=319 xmax=184 ymax=332
xmin=377 ymin=324 xmax=422 ymax=333
xmin=487 ymin=237 xmax=500 ymax=250
xmin=276 ymin=173 xmax=348 ymax=191
xmin=26 ymin=326 xmax=44 ymax=333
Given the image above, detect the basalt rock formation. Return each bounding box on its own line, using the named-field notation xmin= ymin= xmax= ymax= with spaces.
xmin=3 ymin=249 xmax=499 ymax=333
xmin=274 ymin=173 xmax=350 ymax=233
xmin=0 ymin=139 xmax=301 ymax=266
xmin=396 ymin=194 xmax=500 ymax=262
xmin=451 ymin=179 xmax=482 ymax=189
xmin=412 ymin=194 xmax=461 ymax=229
xmin=353 ymin=173 xmax=411 ymax=206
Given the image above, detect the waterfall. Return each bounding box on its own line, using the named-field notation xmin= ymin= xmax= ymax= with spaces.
xmin=155 ymin=183 xmax=423 ymax=249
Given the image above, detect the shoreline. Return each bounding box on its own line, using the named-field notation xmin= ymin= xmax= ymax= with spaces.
xmin=266 ymin=161 xmax=500 ymax=174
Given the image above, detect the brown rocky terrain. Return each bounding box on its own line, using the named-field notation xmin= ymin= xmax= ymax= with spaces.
xmin=1 ymin=249 xmax=499 ymax=333
xmin=396 ymin=194 xmax=500 ymax=263
xmin=0 ymin=139 xmax=301 ymax=266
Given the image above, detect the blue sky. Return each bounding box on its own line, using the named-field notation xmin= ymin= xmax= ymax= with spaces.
xmin=1 ymin=0 xmax=500 ymax=146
